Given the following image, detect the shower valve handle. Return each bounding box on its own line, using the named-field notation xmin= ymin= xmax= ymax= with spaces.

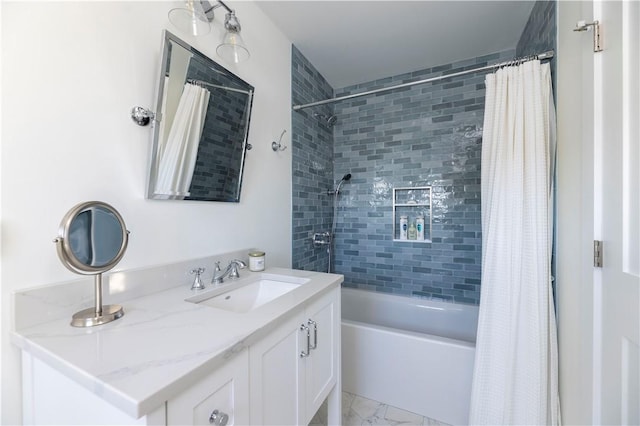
xmin=312 ymin=232 xmax=331 ymax=246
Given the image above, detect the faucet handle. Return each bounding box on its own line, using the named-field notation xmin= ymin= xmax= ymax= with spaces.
xmin=214 ymin=261 xmax=221 ymax=272
xmin=190 ymin=267 xmax=206 ymax=290
xmin=228 ymin=259 xmax=247 ymax=280
xmin=231 ymin=259 xmax=247 ymax=269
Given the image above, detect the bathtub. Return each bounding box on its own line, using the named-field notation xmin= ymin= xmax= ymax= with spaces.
xmin=341 ymin=288 xmax=478 ymax=425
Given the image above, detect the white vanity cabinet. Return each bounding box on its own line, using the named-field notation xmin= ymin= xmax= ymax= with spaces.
xmin=166 ymin=349 xmax=249 ymax=425
xmin=21 ymin=352 xmax=165 ymax=426
xmin=14 ymin=270 xmax=341 ymax=426
xmin=249 ymin=288 xmax=339 ymax=425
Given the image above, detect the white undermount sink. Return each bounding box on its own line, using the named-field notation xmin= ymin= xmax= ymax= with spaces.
xmin=187 ymin=274 xmax=310 ymax=313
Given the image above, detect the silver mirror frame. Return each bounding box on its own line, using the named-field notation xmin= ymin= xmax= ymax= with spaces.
xmin=146 ymin=30 xmax=254 ymax=202
xmin=56 ymin=201 xmax=129 ymax=275
xmin=54 ymin=201 xmax=130 ymax=327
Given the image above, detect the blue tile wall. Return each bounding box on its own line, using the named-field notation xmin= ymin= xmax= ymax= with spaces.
xmin=517 ymin=1 xmax=556 ymax=57
xmin=291 ymin=46 xmax=335 ymax=272
xmin=329 ymin=50 xmax=515 ymax=304
xmin=516 ymin=0 xmax=557 ymax=86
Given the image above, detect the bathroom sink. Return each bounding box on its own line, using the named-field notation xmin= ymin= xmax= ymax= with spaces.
xmin=191 ymin=275 xmax=309 ymax=313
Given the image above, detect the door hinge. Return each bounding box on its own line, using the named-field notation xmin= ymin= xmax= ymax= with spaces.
xmin=594 ymin=240 xmax=603 ymax=268
xmin=574 ymin=20 xmax=603 ymax=53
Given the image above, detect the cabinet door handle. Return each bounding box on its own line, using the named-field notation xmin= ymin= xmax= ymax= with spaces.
xmin=209 ymin=409 xmax=229 ymax=426
xmin=300 ymin=324 xmax=310 ymax=357
xmin=308 ymin=319 xmax=318 ymax=350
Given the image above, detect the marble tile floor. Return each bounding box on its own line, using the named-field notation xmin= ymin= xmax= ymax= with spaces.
xmin=309 ymin=391 xmax=451 ymax=426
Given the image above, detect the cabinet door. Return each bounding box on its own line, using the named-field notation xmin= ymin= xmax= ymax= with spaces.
xmin=167 ymin=349 xmax=249 ymax=426
xmin=304 ymin=289 xmax=339 ymax=422
xmin=249 ymin=311 xmax=305 ymax=426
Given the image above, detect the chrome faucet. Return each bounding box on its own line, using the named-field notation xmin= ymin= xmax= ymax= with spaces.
xmin=212 ymin=259 xmax=247 ymax=284
xmin=190 ymin=267 xmax=206 ymax=290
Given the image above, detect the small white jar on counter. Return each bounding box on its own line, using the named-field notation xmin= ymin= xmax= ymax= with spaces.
xmin=249 ymin=251 xmax=266 ymax=271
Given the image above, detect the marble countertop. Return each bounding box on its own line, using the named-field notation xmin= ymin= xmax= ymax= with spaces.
xmin=11 ymin=267 xmax=343 ymax=419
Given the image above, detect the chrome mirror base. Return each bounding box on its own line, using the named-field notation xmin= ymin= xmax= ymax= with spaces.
xmin=71 ymin=304 xmax=124 ymax=328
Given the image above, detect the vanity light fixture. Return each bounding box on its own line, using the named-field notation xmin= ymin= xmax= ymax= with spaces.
xmin=168 ymin=0 xmax=211 ymax=36
xmin=216 ymin=10 xmax=250 ymax=63
xmin=168 ymin=0 xmax=250 ymax=63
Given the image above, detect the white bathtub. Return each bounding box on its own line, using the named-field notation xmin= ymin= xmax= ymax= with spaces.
xmin=341 ymin=288 xmax=478 ymax=425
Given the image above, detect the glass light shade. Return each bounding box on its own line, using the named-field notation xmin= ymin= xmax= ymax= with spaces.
xmin=168 ymin=7 xmax=211 ymax=36
xmin=217 ymin=31 xmax=250 ymax=63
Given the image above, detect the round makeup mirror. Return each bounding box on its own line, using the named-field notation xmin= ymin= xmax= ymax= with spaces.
xmin=54 ymin=201 xmax=130 ymax=327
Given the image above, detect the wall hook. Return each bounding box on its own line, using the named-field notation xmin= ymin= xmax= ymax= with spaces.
xmin=130 ymin=106 xmax=156 ymax=126
xmin=271 ymin=129 xmax=287 ymax=152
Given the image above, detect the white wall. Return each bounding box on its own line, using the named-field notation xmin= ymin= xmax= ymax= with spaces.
xmin=1 ymin=2 xmax=292 ymax=423
xmin=556 ymin=1 xmax=596 ymax=424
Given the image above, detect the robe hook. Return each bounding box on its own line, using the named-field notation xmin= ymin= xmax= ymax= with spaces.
xmin=272 ymin=129 xmax=287 ymax=152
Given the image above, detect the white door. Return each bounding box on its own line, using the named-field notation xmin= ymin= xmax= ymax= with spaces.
xmin=594 ymin=0 xmax=640 ymax=423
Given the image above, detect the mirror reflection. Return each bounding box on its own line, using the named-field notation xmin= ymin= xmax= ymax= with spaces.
xmin=148 ymin=30 xmax=254 ymax=202
xmin=55 ymin=201 xmax=130 ymax=276
xmin=69 ymin=207 xmax=124 ymax=268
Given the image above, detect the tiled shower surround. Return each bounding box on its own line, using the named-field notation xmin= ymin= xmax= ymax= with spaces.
xmin=293 ymin=49 xmax=513 ymax=304
xmin=292 ymin=1 xmax=556 ymax=304
xmin=291 ymin=46 xmax=334 ymax=272
xmin=331 ymin=50 xmax=515 ymax=304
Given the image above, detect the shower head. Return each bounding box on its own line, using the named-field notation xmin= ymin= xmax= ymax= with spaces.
xmin=313 ymin=112 xmax=338 ymax=128
xmin=326 ymin=172 xmax=352 ymax=196
xmin=333 ymin=172 xmax=352 ymax=194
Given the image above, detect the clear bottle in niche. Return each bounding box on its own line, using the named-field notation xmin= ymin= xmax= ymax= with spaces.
xmin=416 ymin=215 xmax=425 ymax=240
xmin=408 ymin=221 xmax=417 ymax=240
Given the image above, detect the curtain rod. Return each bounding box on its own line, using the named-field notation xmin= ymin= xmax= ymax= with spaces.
xmin=187 ymin=79 xmax=253 ymax=95
xmin=292 ymin=50 xmax=555 ymax=111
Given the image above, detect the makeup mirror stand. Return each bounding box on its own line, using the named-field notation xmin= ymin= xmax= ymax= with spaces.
xmin=54 ymin=201 xmax=129 ymax=328
xmin=69 ymin=272 xmax=124 ymax=327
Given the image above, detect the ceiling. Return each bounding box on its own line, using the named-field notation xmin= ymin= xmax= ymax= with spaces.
xmin=256 ymin=1 xmax=536 ymax=88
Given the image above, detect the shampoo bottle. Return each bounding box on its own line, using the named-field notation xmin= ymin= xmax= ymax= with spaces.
xmin=416 ymin=215 xmax=425 ymax=240
xmin=399 ymin=216 xmax=408 ymax=240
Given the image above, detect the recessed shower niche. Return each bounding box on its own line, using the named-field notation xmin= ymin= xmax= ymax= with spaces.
xmin=392 ymin=186 xmax=432 ymax=243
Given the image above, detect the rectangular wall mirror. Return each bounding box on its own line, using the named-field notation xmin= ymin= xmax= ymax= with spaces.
xmin=147 ymin=30 xmax=254 ymax=202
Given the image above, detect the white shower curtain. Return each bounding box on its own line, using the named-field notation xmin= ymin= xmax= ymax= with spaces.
xmin=469 ymin=60 xmax=559 ymax=425
xmin=154 ymin=83 xmax=210 ymax=199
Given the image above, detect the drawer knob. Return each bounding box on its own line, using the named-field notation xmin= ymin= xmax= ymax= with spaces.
xmin=209 ymin=409 xmax=229 ymax=426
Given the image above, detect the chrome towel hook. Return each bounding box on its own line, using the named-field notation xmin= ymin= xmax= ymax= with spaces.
xmin=271 ymin=129 xmax=287 ymax=152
